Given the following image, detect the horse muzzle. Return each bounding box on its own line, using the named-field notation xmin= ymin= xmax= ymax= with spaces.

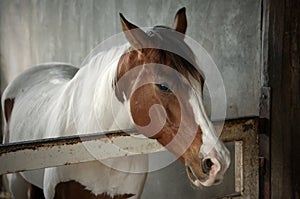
xmin=185 ymin=147 xmax=230 ymax=187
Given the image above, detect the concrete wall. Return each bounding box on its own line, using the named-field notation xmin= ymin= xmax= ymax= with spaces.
xmin=0 ymin=0 xmax=261 ymax=119
xmin=0 ymin=0 xmax=262 ymax=198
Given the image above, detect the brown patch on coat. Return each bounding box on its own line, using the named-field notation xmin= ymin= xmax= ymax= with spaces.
xmin=54 ymin=180 xmax=135 ymax=199
xmin=3 ymin=98 xmax=15 ymax=142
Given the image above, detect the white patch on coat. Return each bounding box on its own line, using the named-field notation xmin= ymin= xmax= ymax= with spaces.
xmin=188 ymin=75 xmax=230 ymax=185
xmin=2 ymin=44 xmax=148 ymax=199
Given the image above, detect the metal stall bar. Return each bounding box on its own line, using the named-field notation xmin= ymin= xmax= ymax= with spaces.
xmin=0 ymin=130 xmax=164 ymax=175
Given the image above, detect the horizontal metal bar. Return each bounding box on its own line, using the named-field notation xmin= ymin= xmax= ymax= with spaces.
xmin=0 ymin=130 xmax=164 ymax=175
xmin=0 ymin=118 xmax=258 ymax=175
xmin=0 ymin=129 xmax=138 ymax=154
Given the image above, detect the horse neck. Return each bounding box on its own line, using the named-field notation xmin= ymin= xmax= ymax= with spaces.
xmin=67 ymin=44 xmax=134 ymax=134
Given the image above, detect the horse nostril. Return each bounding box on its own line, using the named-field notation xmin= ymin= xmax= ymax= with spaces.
xmin=202 ymin=158 xmax=213 ymax=175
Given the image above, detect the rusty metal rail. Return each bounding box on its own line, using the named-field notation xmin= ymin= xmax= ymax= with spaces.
xmin=0 ymin=118 xmax=259 ymax=180
xmin=0 ymin=130 xmax=164 ymax=175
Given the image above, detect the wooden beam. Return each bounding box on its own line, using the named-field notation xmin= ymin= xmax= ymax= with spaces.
xmin=268 ymin=0 xmax=300 ymax=197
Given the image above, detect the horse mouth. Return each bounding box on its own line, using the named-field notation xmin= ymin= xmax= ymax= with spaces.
xmin=185 ymin=162 xmax=207 ymax=187
xmin=185 ymin=160 xmax=224 ymax=187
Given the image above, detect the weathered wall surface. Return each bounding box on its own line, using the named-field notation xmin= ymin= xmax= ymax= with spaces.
xmin=0 ymin=0 xmax=261 ymax=119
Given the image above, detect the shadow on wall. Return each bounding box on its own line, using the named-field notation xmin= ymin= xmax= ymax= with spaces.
xmin=0 ymin=53 xmax=8 ymax=193
xmin=0 ymin=55 xmax=7 ymax=198
xmin=0 ymin=62 xmax=7 ymax=193
xmin=0 ymin=55 xmax=8 ymax=142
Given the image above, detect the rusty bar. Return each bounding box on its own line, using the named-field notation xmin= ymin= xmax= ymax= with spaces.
xmin=0 ymin=129 xmax=164 ymax=175
xmin=0 ymin=118 xmax=258 ymax=176
xmin=0 ymin=129 xmax=137 ymax=154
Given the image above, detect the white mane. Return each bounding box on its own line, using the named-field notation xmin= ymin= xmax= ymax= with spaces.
xmin=59 ymin=43 xmax=133 ymax=136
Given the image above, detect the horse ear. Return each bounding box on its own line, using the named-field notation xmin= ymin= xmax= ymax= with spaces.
xmin=173 ymin=7 xmax=187 ymax=35
xmin=119 ymin=13 xmax=151 ymax=50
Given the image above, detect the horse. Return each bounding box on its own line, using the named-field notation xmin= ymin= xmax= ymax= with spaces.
xmin=2 ymin=7 xmax=230 ymax=199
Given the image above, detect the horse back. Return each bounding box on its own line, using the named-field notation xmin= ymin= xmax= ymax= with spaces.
xmin=2 ymin=63 xmax=79 ymax=143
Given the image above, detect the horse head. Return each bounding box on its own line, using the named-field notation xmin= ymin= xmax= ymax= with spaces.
xmin=115 ymin=7 xmax=230 ymax=187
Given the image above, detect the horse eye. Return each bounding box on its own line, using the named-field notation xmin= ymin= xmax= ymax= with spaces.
xmin=156 ymin=83 xmax=172 ymax=93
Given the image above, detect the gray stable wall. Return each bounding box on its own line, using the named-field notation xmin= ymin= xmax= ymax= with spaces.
xmin=0 ymin=0 xmax=261 ymax=119
xmin=0 ymin=0 xmax=261 ymax=198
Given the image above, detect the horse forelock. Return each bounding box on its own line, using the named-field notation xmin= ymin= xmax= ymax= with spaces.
xmin=116 ymin=29 xmax=204 ymax=89
xmin=150 ymin=26 xmax=198 ymax=63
